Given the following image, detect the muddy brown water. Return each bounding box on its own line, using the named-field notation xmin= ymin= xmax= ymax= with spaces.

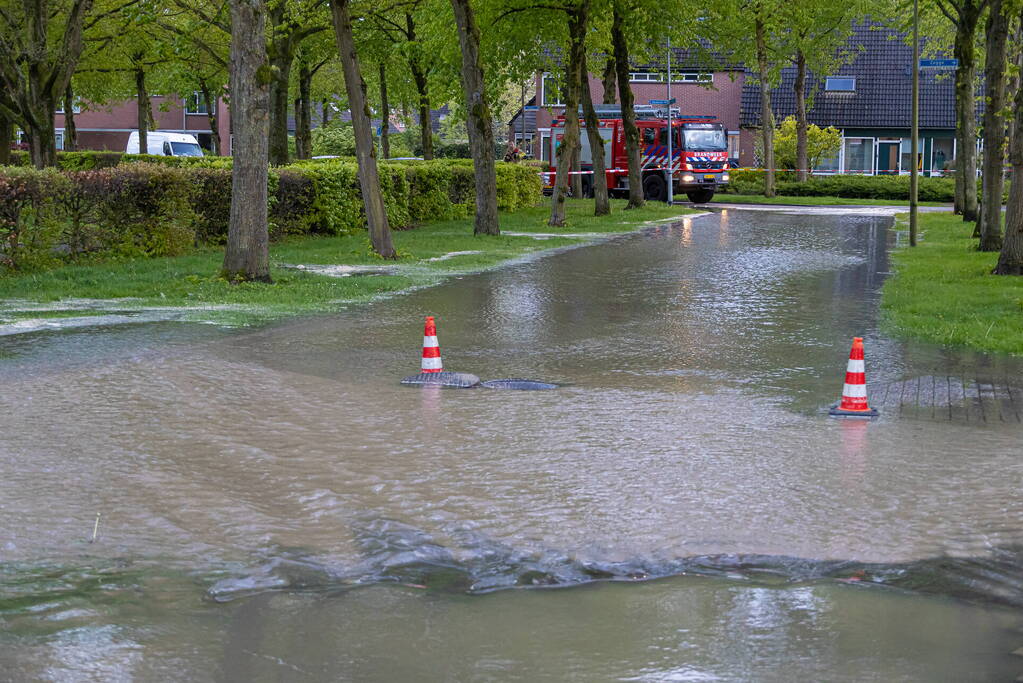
xmin=2 ymin=208 xmax=1023 ymax=681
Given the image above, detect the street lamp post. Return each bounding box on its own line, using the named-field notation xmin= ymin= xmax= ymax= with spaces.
xmin=666 ymin=36 xmax=673 ymax=205
xmin=910 ymin=0 xmax=919 ymax=246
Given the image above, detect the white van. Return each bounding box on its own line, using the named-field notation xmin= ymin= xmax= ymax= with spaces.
xmin=125 ymin=131 xmax=204 ymax=157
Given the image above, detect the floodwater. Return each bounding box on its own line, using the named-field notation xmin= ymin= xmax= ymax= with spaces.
xmin=2 ymin=208 xmax=1023 ymax=681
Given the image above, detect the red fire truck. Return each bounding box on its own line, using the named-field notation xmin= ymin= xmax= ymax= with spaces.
xmin=547 ymin=105 xmax=730 ymax=203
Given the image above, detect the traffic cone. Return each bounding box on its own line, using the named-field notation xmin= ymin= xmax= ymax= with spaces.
xmin=421 ymin=315 xmax=442 ymax=373
xmin=829 ymin=337 xmax=878 ymax=418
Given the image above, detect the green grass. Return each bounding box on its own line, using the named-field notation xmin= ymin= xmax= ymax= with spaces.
xmin=881 ymin=212 xmax=1023 ymax=355
xmin=0 ymin=200 xmax=695 ymax=326
xmin=715 ymin=194 xmax=948 ymax=207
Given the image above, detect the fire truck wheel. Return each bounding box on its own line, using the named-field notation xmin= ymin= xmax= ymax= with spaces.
xmin=642 ymin=174 xmax=666 ymax=202
xmin=581 ymin=176 xmax=594 ymax=198
xmin=686 ymin=189 xmax=715 ymax=204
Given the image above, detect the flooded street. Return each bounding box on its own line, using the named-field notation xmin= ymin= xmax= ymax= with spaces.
xmin=2 ymin=208 xmax=1023 ymax=680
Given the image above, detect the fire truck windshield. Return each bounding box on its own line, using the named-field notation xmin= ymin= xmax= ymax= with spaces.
xmin=682 ymin=129 xmax=727 ymax=151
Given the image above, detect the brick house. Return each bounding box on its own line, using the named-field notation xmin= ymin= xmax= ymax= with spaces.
xmin=53 ymin=93 xmax=231 ymax=154
xmin=739 ymin=22 xmax=959 ymax=176
xmin=509 ymin=48 xmax=745 ymax=163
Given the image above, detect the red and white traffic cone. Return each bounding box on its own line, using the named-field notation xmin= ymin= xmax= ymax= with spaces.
xmin=829 ymin=337 xmax=878 ymax=417
xmin=421 ymin=315 xmax=443 ymax=373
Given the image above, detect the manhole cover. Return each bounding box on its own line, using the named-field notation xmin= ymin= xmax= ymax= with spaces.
xmin=481 ymin=379 xmax=559 ymax=390
xmin=400 ymin=372 xmax=480 ymax=388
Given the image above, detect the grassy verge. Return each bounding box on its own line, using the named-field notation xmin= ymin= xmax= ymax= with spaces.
xmin=0 ymin=199 xmax=696 ymax=327
xmin=881 ymin=212 xmax=1023 ymax=355
xmin=715 ymin=194 xmax=948 ymax=207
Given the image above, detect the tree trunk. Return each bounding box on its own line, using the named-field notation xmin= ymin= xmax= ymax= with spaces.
xmin=295 ymin=60 xmax=313 ymax=159
xmin=580 ymin=50 xmax=609 ymax=215
xmin=199 ymin=80 xmax=221 ymax=155
xmin=268 ymin=45 xmax=294 ymax=165
xmin=549 ymin=2 xmax=588 ymax=226
xmin=794 ymin=50 xmax=808 ymax=181
xmin=601 ymin=57 xmax=617 ymax=105
xmin=0 ymin=113 xmax=10 ymax=165
xmin=379 ymin=62 xmax=390 ymax=159
xmin=755 ymin=14 xmax=776 ymax=198
xmin=8 ymin=0 xmax=91 ymax=168
xmin=135 ymin=67 xmax=149 ymax=154
xmin=407 ymin=13 xmax=434 ymax=161
xmin=977 ymin=0 xmax=1008 ymax=251
xmin=322 ymin=99 xmax=330 ymax=126
xmin=953 ymin=4 xmax=981 ymax=222
xmin=331 ymin=0 xmax=397 ymax=256
xmin=450 ymin=0 xmax=500 ymax=235
xmin=294 ymin=94 xmax=305 ymax=159
xmin=63 ymin=84 xmax=78 ymax=152
xmin=612 ymin=3 xmax=642 ymax=209
xmin=994 ymin=10 xmax=1023 ymax=275
xmin=26 ymin=102 xmax=57 ymax=168
xmin=224 ymin=0 xmax=272 ymax=282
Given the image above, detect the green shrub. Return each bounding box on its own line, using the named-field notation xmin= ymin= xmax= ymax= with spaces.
xmin=57 ymin=151 xmax=124 ymax=170
xmin=90 ymin=164 xmax=196 ymax=257
xmin=0 ymin=167 xmax=66 ymax=270
xmin=0 ymin=157 xmax=542 ymax=273
xmin=724 ymin=170 xmax=958 ymax=202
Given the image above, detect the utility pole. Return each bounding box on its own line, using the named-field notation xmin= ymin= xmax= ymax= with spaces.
xmin=910 ymin=0 xmax=919 ymax=246
xmin=520 ymin=82 xmax=525 ymax=157
xmin=666 ymin=35 xmax=673 ymax=205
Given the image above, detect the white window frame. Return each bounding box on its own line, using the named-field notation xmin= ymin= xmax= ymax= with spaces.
xmin=677 ymin=72 xmax=712 ymax=84
xmin=629 ymin=71 xmax=712 ymax=84
xmin=540 ymin=73 xmax=563 ymax=107
xmin=539 ymin=128 xmax=552 ymax=162
xmin=841 ymin=136 xmax=875 ymax=175
xmin=55 ymin=130 xmax=64 ymax=150
xmin=629 ymin=72 xmax=663 ymax=82
xmin=185 ymin=91 xmax=209 ymax=115
xmin=55 ymin=100 xmax=82 ymax=114
xmin=825 ymin=76 xmax=856 ymax=93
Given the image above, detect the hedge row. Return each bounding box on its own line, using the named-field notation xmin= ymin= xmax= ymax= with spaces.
xmin=0 ymin=159 xmax=542 ymax=272
xmin=725 ymin=168 xmax=965 ymax=202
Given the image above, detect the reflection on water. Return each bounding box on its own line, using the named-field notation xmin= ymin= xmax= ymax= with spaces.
xmin=2 ymin=208 xmax=1023 ymax=678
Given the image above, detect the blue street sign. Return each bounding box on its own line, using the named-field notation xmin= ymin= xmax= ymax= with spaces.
xmin=523 ymin=105 xmax=539 ymax=111
xmin=649 ymin=98 xmax=676 ymax=105
xmin=919 ymin=58 xmax=958 ymax=69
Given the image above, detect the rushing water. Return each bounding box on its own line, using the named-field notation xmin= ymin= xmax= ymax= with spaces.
xmin=2 ymin=208 xmax=1023 ymax=681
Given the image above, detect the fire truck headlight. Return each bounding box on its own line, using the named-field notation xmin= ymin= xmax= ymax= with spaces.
xmin=682 ymin=174 xmax=695 ymax=183
xmin=722 ymin=174 xmax=730 ymax=182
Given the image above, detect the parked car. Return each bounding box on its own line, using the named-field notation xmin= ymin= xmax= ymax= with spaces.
xmin=125 ymin=131 xmax=204 ymax=157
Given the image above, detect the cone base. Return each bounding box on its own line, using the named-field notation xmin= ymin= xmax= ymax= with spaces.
xmin=828 ymin=403 xmax=879 ymax=418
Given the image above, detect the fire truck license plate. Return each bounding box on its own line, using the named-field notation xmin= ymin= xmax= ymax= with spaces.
xmin=703 ymin=174 xmax=715 ymax=180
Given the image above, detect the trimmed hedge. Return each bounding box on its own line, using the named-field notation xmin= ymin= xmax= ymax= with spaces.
xmin=0 ymin=159 xmax=541 ymax=273
xmin=724 ymin=168 xmax=982 ymax=203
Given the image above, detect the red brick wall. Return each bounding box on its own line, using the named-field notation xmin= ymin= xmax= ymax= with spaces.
xmin=56 ymin=96 xmax=232 ymax=154
xmin=532 ymin=70 xmax=744 ymax=160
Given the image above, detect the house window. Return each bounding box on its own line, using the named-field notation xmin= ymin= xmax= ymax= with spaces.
xmin=539 ymin=130 xmax=552 ymax=161
xmin=900 ymin=137 xmax=923 ymax=174
xmin=540 ymin=74 xmax=563 ymax=107
xmin=930 ymin=138 xmax=954 ymax=174
xmin=514 ymin=132 xmax=534 ymax=158
xmin=677 ymin=72 xmax=712 ymax=84
xmin=630 ymin=72 xmax=662 ymax=82
xmin=185 ymin=92 xmax=209 ymax=115
xmin=630 ymin=72 xmax=711 ymax=84
xmin=825 ymin=77 xmax=856 ymax=92
xmin=727 ymin=133 xmax=739 ymax=161
xmin=843 ymin=137 xmax=874 ymax=174
xmin=815 ymin=152 xmax=840 ymax=173
xmin=55 ymin=131 xmax=64 ymax=150
xmin=55 ymin=100 xmax=82 ymax=114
